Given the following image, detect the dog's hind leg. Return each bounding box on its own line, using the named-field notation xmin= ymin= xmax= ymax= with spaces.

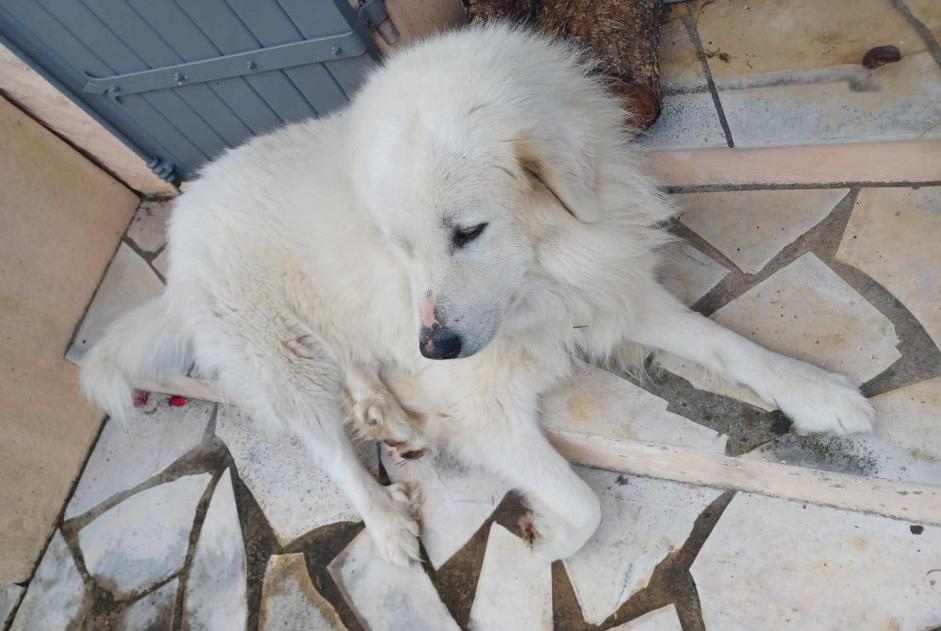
xmin=624 ymin=282 xmax=875 ymax=435
xmin=198 ymin=315 xmax=422 ymax=566
xmin=343 ymin=365 xmax=431 ymax=461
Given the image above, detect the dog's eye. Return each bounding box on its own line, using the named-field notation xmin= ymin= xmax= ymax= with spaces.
xmin=452 ymin=223 xmax=488 ymax=248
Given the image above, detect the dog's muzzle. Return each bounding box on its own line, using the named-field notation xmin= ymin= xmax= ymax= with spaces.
xmin=419 ymin=325 xmax=462 ymax=360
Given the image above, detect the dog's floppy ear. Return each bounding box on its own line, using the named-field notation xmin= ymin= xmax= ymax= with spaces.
xmin=514 ymin=129 xmax=602 ymax=223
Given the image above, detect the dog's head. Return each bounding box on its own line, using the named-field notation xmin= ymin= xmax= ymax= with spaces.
xmin=349 ymin=27 xmax=622 ymax=360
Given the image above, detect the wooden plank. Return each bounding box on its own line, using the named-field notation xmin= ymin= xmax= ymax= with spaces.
xmin=142 ymin=375 xmax=941 ymax=525
xmin=548 ymin=430 xmax=941 ymax=526
xmin=648 ymin=140 xmax=941 ymax=187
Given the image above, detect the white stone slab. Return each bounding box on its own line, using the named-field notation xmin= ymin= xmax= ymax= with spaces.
xmin=712 ymin=253 xmax=900 ymax=384
xmin=10 ymin=532 xmax=85 ymax=630
xmin=66 ymin=242 xmax=165 ymax=363
xmin=185 ymin=469 xmax=248 ymax=630
xmin=746 ymin=377 xmax=941 ymax=485
xmin=469 ymin=524 xmax=552 ymax=631
xmin=641 ymin=92 xmax=727 ymax=150
xmin=126 ymin=200 xmax=171 ymax=254
xmin=260 ymin=553 xmax=344 ymax=631
xmin=121 ymin=579 xmax=177 ymax=630
xmin=675 ymin=189 xmax=848 ymax=274
xmin=79 ymin=473 xmax=210 ymax=598
xmin=659 ymin=242 xmax=729 ymax=307
xmin=692 ymin=493 xmax=941 ymax=630
xmin=328 ymin=532 xmax=460 ymax=631
xmin=383 ymin=449 xmax=509 ymax=570
xmin=542 ymin=363 xmax=727 ymax=454
xmin=66 ymin=395 xmax=213 ymax=518
xmin=216 ymin=405 xmax=376 ymax=545
xmin=610 ymin=605 xmax=682 ymax=631
xmin=0 ymin=585 xmax=24 ymax=627
xmin=565 ymin=471 xmax=721 ymax=625
xmin=837 ymin=186 xmax=941 ymax=350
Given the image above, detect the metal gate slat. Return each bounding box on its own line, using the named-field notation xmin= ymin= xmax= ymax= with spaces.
xmin=175 ymin=0 xmax=314 ymax=125
xmin=2 ymin=0 xmax=205 ymax=169
xmin=125 ymin=0 xmax=282 ymax=136
xmin=84 ymin=0 xmax=252 ymax=148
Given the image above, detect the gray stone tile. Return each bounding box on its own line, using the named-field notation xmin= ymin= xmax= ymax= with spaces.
xmin=126 ymin=200 xmax=171 ymax=254
xmin=656 ymin=352 xmax=773 ymax=411
xmin=610 ymin=605 xmax=682 ymax=631
xmin=66 ymin=242 xmax=164 ymax=364
xmin=79 ymin=474 xmax=210 ymax=598
xmin=710 ymin=253 xmax=901 ymax=385
xmin=216 ymin=405 xmax=376 ymax=546
xmin=659 ymin=241 xmax=729 ymax=307
xmin=328 ymin=531 xmax=460 ymax=631
xmin=468 ymin=524 xmax=552 ymax=631
xmin=836 ymin=186 xmax=941 ymax=351
xmin=260 ymin=553 xmax=344 ymax=631
xmin=906 ymin=0 xmax=940 ymax=40
xmin=542 ymin=362 xmax=727 ymax=454
xmin=66 ymin=395 xmax=213 ymax=519
xmin=641 ymin=92 xmax=727 ymax=150
xmin=715 ymin=52 xmax=941 ymax=146
xmin=745 ymin=376 xmax=941 ymax=485
xmin=695 ymin=0 xmax=941 ymax=146
xmin=120 ymin=578 xmax=176 ymax=630
xmin=382 ymin=449 xmax=509 ymax=570
xmin=675 ymin=189 xmax=848 ymax=275
xmin=152 ymin=247 xmax=169 ymax=277
xmin=564 ymin=471 xmax=721 ymax=625
xmin=10 ymin=532 xmax=85 ymax=630
xmin=185 ymin=470 xmax=248 ymax=630
xmin=0 ymin=584 xmax=24 ymax=627
xmin=691 ymin=493 xmax=941 ymax=630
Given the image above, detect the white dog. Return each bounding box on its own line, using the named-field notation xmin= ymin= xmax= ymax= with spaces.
xmin=82 ymin=25 xmax=873 ymax=566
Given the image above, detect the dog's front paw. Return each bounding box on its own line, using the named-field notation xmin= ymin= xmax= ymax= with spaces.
xmin=776 ymin=365 xmax=874 ymax=435
xmin=350 ymin=395 xmax=430 ymax=455
xmin=363 ymin=482 xmax=423 ymax=566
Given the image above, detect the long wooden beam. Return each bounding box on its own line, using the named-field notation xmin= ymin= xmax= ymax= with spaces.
xmin=141 ymin=375 xmax=940 ymax=525
xmin=648 ymin=140 xmax=941 ymax=188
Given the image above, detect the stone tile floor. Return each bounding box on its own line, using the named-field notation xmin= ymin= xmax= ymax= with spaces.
xmin=5 ymin=1 xmax=941 ymax=629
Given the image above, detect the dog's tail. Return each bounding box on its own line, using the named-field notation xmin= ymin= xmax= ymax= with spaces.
xmin=80 ymin=295 xmax=191 ymax=420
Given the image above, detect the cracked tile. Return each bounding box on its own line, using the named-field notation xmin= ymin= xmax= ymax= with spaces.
xmin=659 ymin=241 xmax=730 ymax=306
xmin=79 ymin=473 xmax=210 ymax=598
xmin=185 ymin=470 xmax=248 ymax=630
xmin=542 ymin=363 xmax=727 ymax=454
xmin=610 ymin=605 xmax=682 ymax=631
xmin=66 ymin=242 xmax=164 ymax=364
xmin=745 ymin=377 xmax=941 ymax=485
xmin=675 ymin=189 xmax=848 ymax=274
xmin=836 ymin=186 xmax=941 ymax=350
xmin=0 ymin=585 xmax=23 ymax=627
xmin=260 ymin=553 xmax=344 ymax=630
xmin=216 ymin=405 xmax=376 ymax=545
xmin=328 ymin=531 xmax=460 ymax=631
xmin=469 ymin=524 xmax=552 ymax=631
xmin=906 ymin=0 xmax=940 ymax=40
xmin=66 ymin=395 xmax=213 ymax=518
xmin=120 ymin=578 xmax=176 ymax=630
xmin=382 ymin=449 xmax=508 ymax=570
xmin=712 ymin=253 xmax=901 ymax=384
xmin=564 ymin=471 xmax=721 ymax=625
xmin=10 ymin=532 xmax=85 ymax=630
xmin=692 ymin=494 xmax=941 ymax=630
xmin=126 ymin=200 xmax=171 ymax=254
xmin=695 ymin=0 xmax=941 ymax=145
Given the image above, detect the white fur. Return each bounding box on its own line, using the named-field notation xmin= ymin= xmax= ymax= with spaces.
xmin=81 ymin=25 xmax=874 ymax=565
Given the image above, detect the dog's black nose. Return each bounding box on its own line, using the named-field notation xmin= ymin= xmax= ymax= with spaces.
xmin=420 ymin=327 xmax=462 ymax=360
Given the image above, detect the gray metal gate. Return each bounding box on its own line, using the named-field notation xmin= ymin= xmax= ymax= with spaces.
xmin=0 ymin=0 xmax=383 ymax=183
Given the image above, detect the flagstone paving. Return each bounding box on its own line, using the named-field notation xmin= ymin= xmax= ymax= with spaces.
xmin=5 ymin=2 xmax=941 ymax=627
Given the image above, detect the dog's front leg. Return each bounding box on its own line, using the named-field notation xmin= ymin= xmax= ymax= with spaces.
xmin=624 ymin=282 xmax=874 ymax=434
xmin=446 ymin=396 xmax=602 ymax=561
xmin=342 ymin=365 xmax=431 ymax=460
